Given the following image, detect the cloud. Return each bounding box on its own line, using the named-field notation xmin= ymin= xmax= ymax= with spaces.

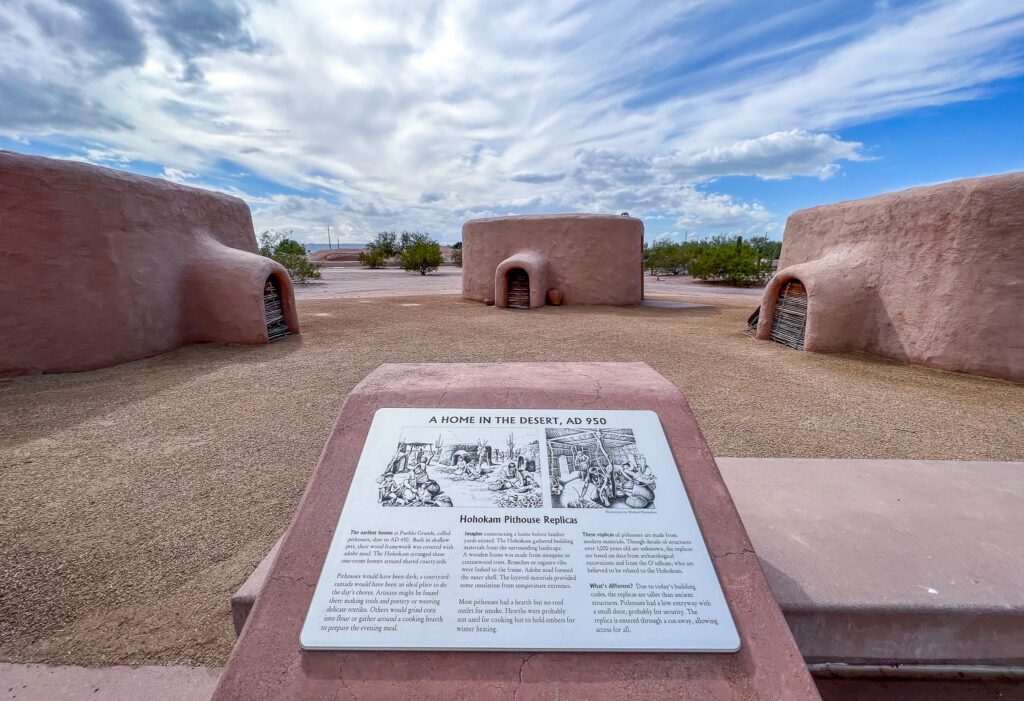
xmin=665 ymin=130 xmax=868 ymax=181
xmin=146 ymin=0 xmax=257 ymax=80
xmin=147 ymin=0 xmax=255 ymax=58
xmin=161 ymin=166 xmax=198 ymax=182
xmin=510 ymin=172 xmax=566 ymax=184
xmin=0 ymin=0 xmax=1022 ymax=240
xmin=0 ymin=70 xmax=130 ymax=132
xmin=671 ymin=188 xmax=774 ymax=232
xmin=25 ymin=0 xmax=146 ymax=72
xmin=684 ymin=1 xmax=1024 ymax=142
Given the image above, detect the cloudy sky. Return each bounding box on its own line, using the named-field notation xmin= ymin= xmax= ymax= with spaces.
xmin=2 ymin=0 xmax=1023 ymax=243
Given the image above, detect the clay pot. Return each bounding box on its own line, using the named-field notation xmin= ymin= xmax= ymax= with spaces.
xmin=484 ymin=297 xmax=495 ymax=306
xmin=547 ymin=288 xmax=563 ymax=305
xmin=631 ymin=485 xmax=655 ymax=502
xmin=626 ymin=495 xmax=650 ymax=509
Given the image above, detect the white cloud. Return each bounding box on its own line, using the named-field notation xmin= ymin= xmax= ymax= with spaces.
xmin=664 ymin=130 xmax=868 ymax=181
xmin=161 ymin=167 xmax=198 ymax=182
xmin=0 ymin=0 xmax=1022 ymax=240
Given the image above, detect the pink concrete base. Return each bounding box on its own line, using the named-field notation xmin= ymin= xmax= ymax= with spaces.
xmin=815 ymin=678 xmax=1024 ymax=701
xmin=231 ymin=536 xmax=282 ymax=637
xmin=213 ymin=362 xmax=818 ymax=700
xmin=0 ymin=663 xmax=221 ymax=701
xmin=232 ymin=459 xmax=1024 ymax=673
xmin=718 ymin=458 xmax=1024 ymax=667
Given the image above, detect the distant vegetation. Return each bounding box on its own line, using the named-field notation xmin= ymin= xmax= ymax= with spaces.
xmin=644 ymin=235 xmax=782 ymax=286
xmin=360 ymin=230 xmax=444 ymax=275
xmin=258 ymin=230 xmax=323 ymax=282
xmin=357 ymin=245 xmax=389 ymax=268
xmin=451 ymin=241 xmax=462 ymax=267
xmin=399 ymin=232 xmax=443 ymax=275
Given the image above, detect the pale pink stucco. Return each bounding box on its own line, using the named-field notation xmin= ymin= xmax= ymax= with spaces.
xmin=756 ymin=172 xmax=1024 ymax=383
xmin=0 ymin=151 xmax=299 ymax=375
xmin=462 ymin=214 xmax=644 ymax=308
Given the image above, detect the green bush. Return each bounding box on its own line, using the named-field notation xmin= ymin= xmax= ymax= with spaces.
xmin=689 ymin=236 xmax=773 ymax=286
xmin=399 ymin=231 xmax=434 ymax=251
xmin=644 ymin=240 xmax=697 ymax=275
xmin=451 ymin=241 xmax=463 ymax=267
xmin=367 ymin=231 xmax=399 ymax=260
xmin=400 ymin=238 xmax=443 ymax=275
xmin=258 ymin=230 xmax=323 ymax=283
xmin=358 ymin=247 xmax=389 ymax=268
xmin=644 ymin=234 xmax=778 ymax=286
xmin=748 ymin=235 xmax=782 ymax=262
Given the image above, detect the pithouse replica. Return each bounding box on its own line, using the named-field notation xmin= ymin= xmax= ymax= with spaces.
xmin=213 ymin=363 xmax=819 ymax=700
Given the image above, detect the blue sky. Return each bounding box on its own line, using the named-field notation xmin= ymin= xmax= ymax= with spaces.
xmin=1 ymin=0 xmax=1022 ymax=244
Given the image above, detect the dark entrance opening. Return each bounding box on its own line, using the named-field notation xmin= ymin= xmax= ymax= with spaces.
xmin=506 ymin=268 xmax=530 ymax=308
xmin=264 ymin=276 xmax=290 ymax=340
xmin=770 ymin=279 xmax=807 ymax=350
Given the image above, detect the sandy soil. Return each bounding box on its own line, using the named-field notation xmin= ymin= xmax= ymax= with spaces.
xmin=1 ymin=293 xmax=1022 ymax=668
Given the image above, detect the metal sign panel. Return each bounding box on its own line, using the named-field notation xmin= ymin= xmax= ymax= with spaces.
xmin=300 ymin=408 xmax=740 ymax=652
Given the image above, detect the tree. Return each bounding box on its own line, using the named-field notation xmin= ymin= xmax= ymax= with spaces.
xmin=748 ymin=235 xmax=783 ymax=262
xmin=274 ymin=238 xmax=307 ymax=256
xmin=644 ymin=240 xmax=697 ymax=276
xmin=451 ymin=241 xmax=463 ymax=267
xmin=689 ymin=235 xmax=772 ymax=286
xmin=368 ymin=231 xmax=399 ymax=259
xmin=258 ymin=230 xmax=323 ymax=283
xmin=358 ymin=231 xmax=400 ymax=268
xmin=400 ymin=237 xmax=443 ymax=275
xmin=399 ymin=231 xmax=433 ymax=252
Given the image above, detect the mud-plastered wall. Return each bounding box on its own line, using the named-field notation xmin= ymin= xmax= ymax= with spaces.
xmin=462 ymin=214 xmax=643 ymax=308
xmin=756 ymin=172 xmax=1024 ymax=383
xmin=0 ymin=151 xmax=299 ymax=374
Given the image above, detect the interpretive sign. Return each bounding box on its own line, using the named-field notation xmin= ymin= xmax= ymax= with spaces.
xmin=300 ymin=408 xmax=740 ymax=652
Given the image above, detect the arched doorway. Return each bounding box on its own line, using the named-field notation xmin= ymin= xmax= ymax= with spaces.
xmin=506 ymin=268 xmax=530 ymax=308
xmin=264 ymin=275 xmax=290 ymax=340
xmin=770 ymin=279 xmax=807 ymax=350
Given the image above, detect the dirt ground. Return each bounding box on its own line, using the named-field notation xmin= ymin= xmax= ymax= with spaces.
xmin=292 ymin=267 xmax=766 ymax=301
xmin=2 ymin=292 xmax=1022 ymax=668
xmin=293 ymin=265 xmax=464 ymax=299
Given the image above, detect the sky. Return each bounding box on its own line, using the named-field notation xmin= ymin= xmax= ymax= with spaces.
xmin=1 ymin=0 xmax=1023 ymax=244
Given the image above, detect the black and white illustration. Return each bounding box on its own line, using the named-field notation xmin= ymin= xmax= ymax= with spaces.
xmin=547 ymin=428 xmax=657 ymax=509
xmin=376 ymin=427 xmax=543 ymax=507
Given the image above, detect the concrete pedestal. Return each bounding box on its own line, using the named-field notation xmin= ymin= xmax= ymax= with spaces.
xmin=212 ymin=362 xmax=818 ymax=700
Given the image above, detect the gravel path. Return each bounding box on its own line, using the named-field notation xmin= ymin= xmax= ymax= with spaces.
xmin=2 ymin=294 xmax=1021 ymax=668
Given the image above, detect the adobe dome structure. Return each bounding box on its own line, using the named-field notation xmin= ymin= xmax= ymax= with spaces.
xmin=461 ymin=213 xmax=644 ymax=308
xmin=0 ymin=151 xmax=299 ymax=375
xmin=755 ymin=172 xmax=1024 ymax=383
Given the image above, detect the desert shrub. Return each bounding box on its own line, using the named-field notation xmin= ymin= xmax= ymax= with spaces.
xmin=358 ymin=246 xmax=389 ymax=268
xmin=258 ymin=230 xmax=323 ymax=283
xmin=644 ymin=240 xmax=697 ymax=275
xmin=689 ymin=236 xmax=773 ymax=286
xmin=368 ymin=231 xmax=400 ymax=260
xmin=400 ymin=237 xmax=443 ymax=275
xmin=748 ymin=235 xmax=782 ymax=262
xmin=399 ymin=231 xmax=434 ymax=251
xmin=451 ymin=241 xmax=463 ymax=267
